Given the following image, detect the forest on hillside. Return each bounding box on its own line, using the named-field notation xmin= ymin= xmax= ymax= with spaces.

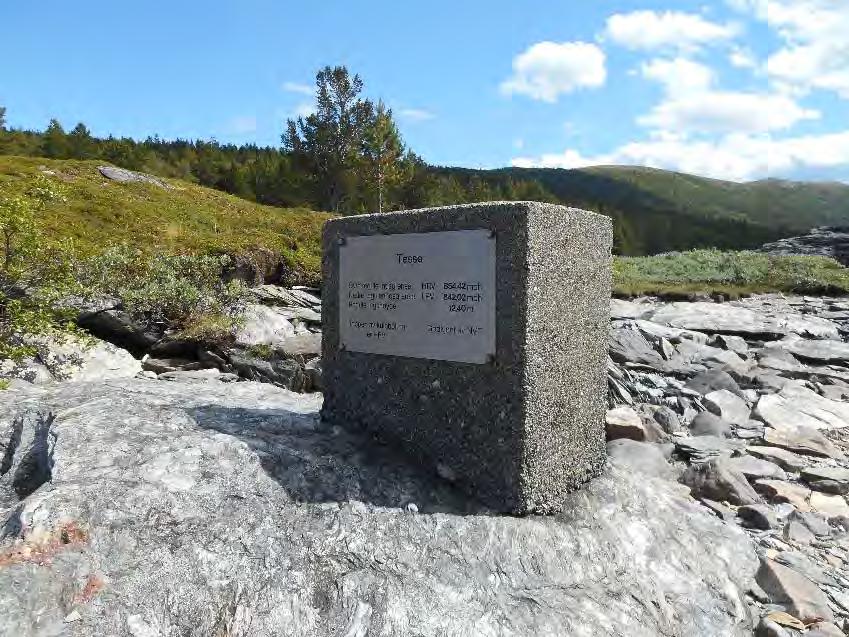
xmin=0 ymin=67 xmax=812 ymax=255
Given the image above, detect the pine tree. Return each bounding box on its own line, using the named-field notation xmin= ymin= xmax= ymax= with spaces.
xmin=282 ymin=66 xmax=373 ymax=213
xmin=41 ymin=119 xmax=69 ymax=158
xmin=68 ymin=122 xmax=94 ymax=159
xmin=361 ymin=101 xmax=404 ymax=213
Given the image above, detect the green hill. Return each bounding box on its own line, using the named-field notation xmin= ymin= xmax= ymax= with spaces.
xmin=0 ymin=155 xmax=329 ymax=283
xmin=436 ymin=165 xmax=849 ymax=255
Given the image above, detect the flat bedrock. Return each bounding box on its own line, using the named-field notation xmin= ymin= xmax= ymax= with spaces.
xmin=0 ymin=378 xmax=756 ymax=637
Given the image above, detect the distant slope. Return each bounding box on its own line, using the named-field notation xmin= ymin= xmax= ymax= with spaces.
xmin=0 ymin=156 xmax=330 ymax=282
xmin=436 ymin=165 xmax=849 ymax=255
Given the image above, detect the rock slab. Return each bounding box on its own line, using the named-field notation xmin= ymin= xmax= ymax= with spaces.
xmin=0 ymin=379 xmax=758 ymax=637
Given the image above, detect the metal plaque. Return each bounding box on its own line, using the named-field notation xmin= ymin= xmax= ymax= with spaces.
xmin=338 ymin=229 xmax=496 ymax=363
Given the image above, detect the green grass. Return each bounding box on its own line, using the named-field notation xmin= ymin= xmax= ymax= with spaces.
xmin=0 ymin=155 xmax=331 ymax=284
xmin=614 ymin=249 xmax=849 ymax=297
xmin=5 ymin=156 xmax=848 ymax=299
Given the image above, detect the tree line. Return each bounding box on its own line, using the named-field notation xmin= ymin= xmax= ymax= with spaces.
xmin=0 ymin=66 xmax=557 ymax=215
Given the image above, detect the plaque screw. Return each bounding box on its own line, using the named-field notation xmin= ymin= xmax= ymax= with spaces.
xmin=486 ymin=354 xmax=496 ymax=365
xmin=339 ymin=343 xmax=347 ymax=352
xmin=489 ymin=230 xmax=496 ymax=239
xmin=337 ymin=236 xmax=347 ymax=246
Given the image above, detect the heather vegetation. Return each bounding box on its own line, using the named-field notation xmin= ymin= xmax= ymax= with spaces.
xmin=614 ymin=249 xmax=849 ymax=297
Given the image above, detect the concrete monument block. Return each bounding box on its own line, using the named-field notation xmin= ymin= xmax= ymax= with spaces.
xmin=321 ymin=202 xmax=612 ymax=513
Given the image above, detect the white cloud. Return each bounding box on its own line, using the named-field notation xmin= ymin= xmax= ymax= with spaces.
xmin=638 ymin=55 xmax=817 ymax=134
xmin=641 ymin=58 xmax=715 ymax=95
xmin=293 ymin=102 xmax=316 ymax=118
xmin=639 ymin=90 xmax=819 ymax=134
xmin=397 ymin=108 xmax=435 ymax=122
xmin=605 ymin=10 xmax=739 ymax=52
xmin=282 ymin=81 xmax=314 ymax=96
xmin=228 ymin=115 xmax=257 ymax=134
xmin=729 ymin=0 xmax=849 ymax=98
xmin=501 ymin=41 xmax=606 ymax=102
xmin=729 ymin=47 xmax=757 ymax=69
xmin=512 ymin=130 xmax=849 ymax=181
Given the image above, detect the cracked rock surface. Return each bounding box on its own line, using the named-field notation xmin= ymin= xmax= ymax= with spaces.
xmin=1 ymin=378 xmax=756 ymax=637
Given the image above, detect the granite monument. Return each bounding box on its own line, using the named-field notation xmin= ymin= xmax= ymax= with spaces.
xmin=321 ymin=201 xmax=612 ymax=513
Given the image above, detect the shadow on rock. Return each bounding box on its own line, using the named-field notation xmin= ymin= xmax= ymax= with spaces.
xmin=188 ymin=405 xmax=488 ymax=515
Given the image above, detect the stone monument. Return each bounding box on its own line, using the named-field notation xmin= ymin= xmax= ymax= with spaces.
xmin=321 ymin=202 xmax=612 ymax=513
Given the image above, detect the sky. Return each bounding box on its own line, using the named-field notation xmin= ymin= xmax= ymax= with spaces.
xmin=2 ymin=0 xmax=849 ymax=183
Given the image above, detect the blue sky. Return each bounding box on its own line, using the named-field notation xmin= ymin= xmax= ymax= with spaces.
xmin=2 ymin=0 xmax=848 ymax=182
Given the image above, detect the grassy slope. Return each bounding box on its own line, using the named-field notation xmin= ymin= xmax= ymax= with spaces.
xmin=0 ymin=155 xmax=330 ymax=281
xmin=5 ymin=156 xmax=847 ymax=297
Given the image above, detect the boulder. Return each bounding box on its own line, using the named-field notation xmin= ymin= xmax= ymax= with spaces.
xmin=704 ymin=390 xmax=750 ymax=425
xmin=605 ymin=406 xmax=659 ymax=441
xmin=805 ymin=622 xmax=845 ymax=637
xmin=682 ymin=458 xmax=762 ymax=505
xmin=762 ymin=425 xmax=842 ymax=459
xmin=704 ymin=349 xmax=752 ymax=378
xmin=772 ymin=336 xmax=849 ymax=364
xmin=1 ymin=336 xmax=141 ymax=384
xmin=689 ymin=411 xmax=733 ymax=438
xmin=0 ymin=356 xmax=53 ymax=384
xmin=754 ymin=616 xmax=792 ymax=637
xmin=746 ymin=446 xmax=810 ymax=473
xmin=234 ymin=303 xmax=297 ymax=347
xmin=788 ymin=510 xmax=831 ymax=537
xmin=800 ymin=466 xmax=849 ymax=495
xmin=724 ymin=456 xmax=787 ymax=482
xmin=759 ymin=226 xmax=849 ymax=267
xmin=610 ymin=298 xmax=652 ymax=320
xmin=737 ymin=504 xmax=778 ymax=530
xmin=157 ymin=369 xmax=239 ymax=383
xmin=98 ymin=165 xmax=173 ymax=189
xmin=0 ymin=379 xmax=759 ymax=637
xmin=633 ymin=319 xmax=709 ymax=345
xmin=142 ymin=357 xmax=207 ymax=374
xmin=686 ymin=369 xmax=744 ymax=398
xmin=304 ymin=357 xmax=323 ymax=392
xmin=651 ymin=406 xmax=682 ymax=434
xmin=674 ymin=436 xmax=738 ymax=463
xmin=755 ymin=558 xmax=834 ymax=624
xmin=609 ymin=324 xmax=667 ymax=368
xmin=226 ymin=348 xmax=306 ymax=391
xmin=275 ymin=332 xmax=322 ymax=360
xmin=646 ymin=302 xmax=840 ymax=339
xmin=47 ymin=339 xmax=142 ymax=382
xmin=783 ymin=520 xmax=815 ymax=545
xmin=755 ymin=384 xmax=849 ymax=431
xmin=77 ymin=308 xmax=161 ymax=356
xmin=809 ymin=492 xmax=849 ymax=518
xmin=755 ymin=480 xmax=811 ymax=511
xmin=710 ymin=334 xmax=749 ymax=356
xmin=606 ymin=439 xmax=673 ymax=478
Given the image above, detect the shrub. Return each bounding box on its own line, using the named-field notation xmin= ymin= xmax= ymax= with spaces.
xmin=614 ymin=249 xmax=849 ymax=296
xmin=0 ymin=174 xmax=83 ymax=360
xmin=77 ymin=246 xmax=248 ymax=332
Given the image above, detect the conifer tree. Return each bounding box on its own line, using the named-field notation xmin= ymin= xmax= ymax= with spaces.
xmin=361 ymin=101 xmax=404 ymax=213
xmin=41 ymin=119 xmax=69 ymax=158
xmin=282 ymin=66 xmax=372 ymax=213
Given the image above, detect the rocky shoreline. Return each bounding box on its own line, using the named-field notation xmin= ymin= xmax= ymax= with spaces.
xmin=2 ymin=291 xmax=849 ymax=636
